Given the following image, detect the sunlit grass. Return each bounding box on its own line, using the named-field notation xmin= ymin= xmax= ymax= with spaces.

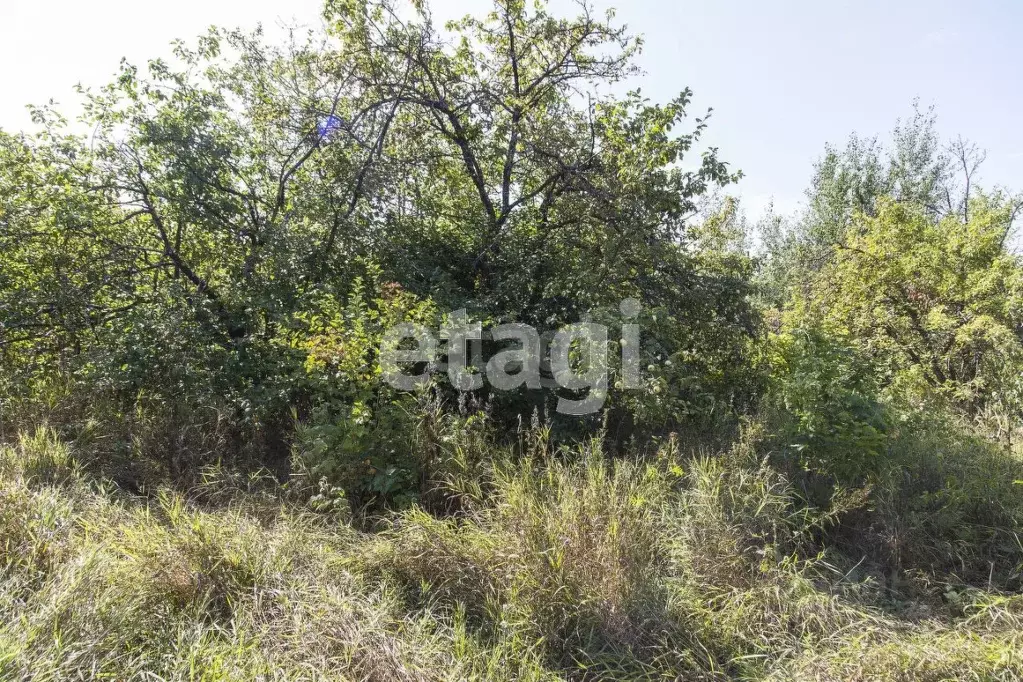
xmin=0 ymin=426 xmax=1019 ymax=680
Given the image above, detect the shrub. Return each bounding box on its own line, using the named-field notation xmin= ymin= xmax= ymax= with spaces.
xmin=291 ymin=273 xmax=440 ymax=509
xmin=765 ymin=329 xmax=888 ymax=485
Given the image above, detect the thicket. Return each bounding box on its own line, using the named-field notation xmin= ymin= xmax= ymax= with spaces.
xmin=1 ymin=1 xmax=1023 ymax=679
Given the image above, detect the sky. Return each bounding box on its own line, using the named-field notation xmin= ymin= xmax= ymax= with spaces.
xmin=1 ymin=0 xmax=1020 ymax=219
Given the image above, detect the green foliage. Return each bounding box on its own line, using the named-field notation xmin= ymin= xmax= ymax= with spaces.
xmin=793 ymin=197 xmax=1023 ymax=415
xmin=804 ymin=103 xmax=952 ymax=245
xmin=765 ymin=329 xmax=887 ymax=483
xmin=3 ymin=3 xmax=1023 ymax=678
xmin=1 ymin=0 xmax=757 ymax=487
xmin=291 ymin=273 xmax=440 ymax=507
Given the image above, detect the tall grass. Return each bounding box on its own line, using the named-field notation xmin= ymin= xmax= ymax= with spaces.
xmin=0 ymin=424 xmax=1020 ymax=680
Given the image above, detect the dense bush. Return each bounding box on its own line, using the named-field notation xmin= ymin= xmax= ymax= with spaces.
xmin=1 ymin=1 xmax=1022 ymax=678
xmin=290 ymin=271 xmax=441 ymax=507
xmin=764 ymin=328 xmax=888 ymax=485
xmin=0 ymin=0 xmax=760 ymax=491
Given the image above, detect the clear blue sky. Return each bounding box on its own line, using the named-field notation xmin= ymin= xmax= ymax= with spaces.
xmin=567 ymin=0 xmax=1023 ymax=217
xmin=2 ymin=0 xmax=1020 ymax=218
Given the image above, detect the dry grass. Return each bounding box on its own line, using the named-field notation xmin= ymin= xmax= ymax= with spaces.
xmin=0 ymin=425 xmax=1020 ymax=680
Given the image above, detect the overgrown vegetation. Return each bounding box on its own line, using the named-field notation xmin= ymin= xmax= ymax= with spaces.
xmin=1 ymin=0 xmax=1022 ymax=679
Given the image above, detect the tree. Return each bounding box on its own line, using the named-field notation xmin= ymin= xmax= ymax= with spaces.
xmin=804 ymin=103 xmax=953 ymax=248
xmin=1 ymin=0 xmax=759 ymax=464
xmin=325 ymin=0 xmax=740 ymax=320
xmin=791 ymin=195 xmax=1023 ymax=414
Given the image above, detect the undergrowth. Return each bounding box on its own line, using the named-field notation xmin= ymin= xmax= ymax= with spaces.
xmin=0 ymin=422 xmax=1019 ymax=681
